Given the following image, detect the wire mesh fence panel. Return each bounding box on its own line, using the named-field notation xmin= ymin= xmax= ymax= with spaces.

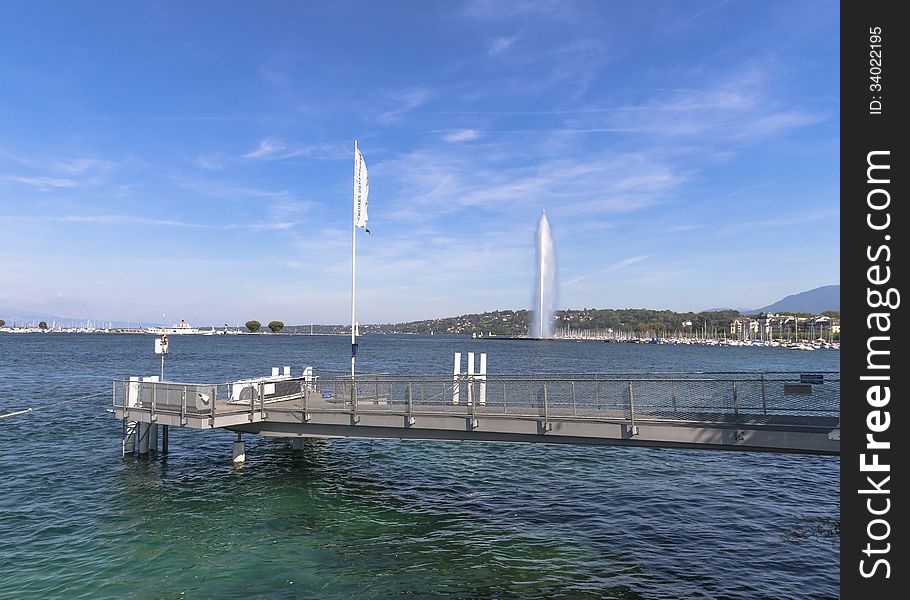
xmin=731 ymin=379 xmax=768 ymax=422
xmin=113 ymin=372 xmax=839 ymax=430
xmin=664 ymin=379 xmax=738 ymax=422
xmin=761 ymin=376 xmax=840 ymax=418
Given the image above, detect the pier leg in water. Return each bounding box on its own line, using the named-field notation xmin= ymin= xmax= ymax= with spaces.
xmin=291 ymin=437 xmax=306 ymax=450
xmin=232 ymin=432 xmax=245 ymax=464
xmin=161 ymin=425 xmax=169 ymax=455
xmin=138 ymin=422 xmax=150 ymax=455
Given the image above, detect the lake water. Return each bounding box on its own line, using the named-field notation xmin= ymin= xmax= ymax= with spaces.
xmin=0 ymin=334 xmax=839 ymax=598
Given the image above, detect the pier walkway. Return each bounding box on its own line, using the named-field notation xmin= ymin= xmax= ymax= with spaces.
xmin=112 ymin=370 xmax=839 ymax=456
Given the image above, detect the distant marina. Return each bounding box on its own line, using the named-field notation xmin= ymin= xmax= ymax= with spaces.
xmin=0 ymin=322 xmax=349 ymax=337
xmin=475 ymin=331 xmax=839 ymax=350
xmin=0 ymin=322 xmax=839 ymax=350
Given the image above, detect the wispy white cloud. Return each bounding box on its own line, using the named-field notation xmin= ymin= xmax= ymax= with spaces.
xmin=713 ymin=208 xmax=838 ymax=235
xmin=442 ymin=129 xmax=482 ymax=143
xmin=0 ymin=151 xmax=114 ymax=175
xmin=665 ymin=224 xmax=702 ymax=233
xmin=2 ymin=207 xmax=314 ymax=232
xmin=243 ymin=139 xmax=287 ymax=159
xmin=177 ymin=179 xmax=292 ymax=200
xmin=195 ymin=154 xmax=226 ymax=171
xmin=239 ymin=139 xmax=346 ymax=162
xmin=563 ymin=255 xmax=651 ymax=286
xmin=52 ymin=158 xmax=114 ymax=176
xmin=488 ymin=35 xmax=518 ymax=55
xmin=749 ymin=209 xmax=839 ymax=229
xmin=666 ymin=0 xmax=734 ymax=31
xmin=575 ymin=66 xmax=828 ymax=141
xmin=60 ymin=214 xmax=210 ymax=228
xmin=0 ymin=214 xmax=211 ymax=228
xmin=0 ymin=151 xmax=115 ymax=190
xmin=464 ymin=0 xmax=571 ymax=21
xmin=375 ymin=145 xmax=685 ymax=223
xmin=226 ymin=199 xmax=313 ymax=231
xmin=376 ymin=87 xmax=432 ymax=124
xmin=4 ymin=175 xmax=81 ymax=190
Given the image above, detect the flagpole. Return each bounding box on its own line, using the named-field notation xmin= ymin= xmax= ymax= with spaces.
xmin=351 ymin=140 xmax=358 ymax=377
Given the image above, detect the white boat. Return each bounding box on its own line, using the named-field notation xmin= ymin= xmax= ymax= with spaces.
xmin=147 ymin=320 xmax=203 ymax=335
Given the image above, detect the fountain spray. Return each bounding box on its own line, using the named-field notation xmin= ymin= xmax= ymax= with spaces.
xmin=531 ymin=211 xmax=557 ymax=339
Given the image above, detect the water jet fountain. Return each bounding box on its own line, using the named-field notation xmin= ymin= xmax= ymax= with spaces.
xmin=530 ymin=211 xmax=557 ymax=339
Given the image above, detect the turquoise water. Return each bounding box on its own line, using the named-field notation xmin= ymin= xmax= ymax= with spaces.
xmin=0 ymin=334 xmax=838 ymax=598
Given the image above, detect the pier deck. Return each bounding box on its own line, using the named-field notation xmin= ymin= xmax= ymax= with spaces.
xmin=113 ymin=371 xmax=839 ymax=455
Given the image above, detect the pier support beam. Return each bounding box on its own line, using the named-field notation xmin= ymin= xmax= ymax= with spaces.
xmin=123 ymin=376 xmax=140 ymax=456
xmin=138 ymin=423 xmax=150 ymax=454
xmin=291 ymin=437 xmax=306 ymax=450
xmin=232 ymin=433 xmax=245 ymax=464
xmin=161 ymin=425 xmax=169 ymax=455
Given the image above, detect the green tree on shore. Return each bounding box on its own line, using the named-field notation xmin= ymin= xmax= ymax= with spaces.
xmin=245 ymin=320 xmax=261 ymax=332
xmin=268 ymin=320 xmax=284 ymax=333
xmin=38 ymin=321 xmax=48 ymax=330
xmin=0 ymin=319 xmax=5 ymax=328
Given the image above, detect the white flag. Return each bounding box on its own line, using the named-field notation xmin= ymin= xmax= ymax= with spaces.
xmin=353 ymin=145 xmax=369 ymax=230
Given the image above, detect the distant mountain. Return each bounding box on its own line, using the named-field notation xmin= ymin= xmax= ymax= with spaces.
xmin=745 ymin=285 xmax=840 ymax=315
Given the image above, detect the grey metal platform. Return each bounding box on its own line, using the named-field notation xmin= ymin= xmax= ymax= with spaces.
xmin=113 ymin=371 xmax=840 ymax=456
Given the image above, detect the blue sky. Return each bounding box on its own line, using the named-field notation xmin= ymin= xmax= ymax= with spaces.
xmin=0 ymin=1 xmax=839 ymax=325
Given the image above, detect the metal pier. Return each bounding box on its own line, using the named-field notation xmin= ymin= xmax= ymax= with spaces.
xmin=113 ymin=369 xmax=840 ymax=458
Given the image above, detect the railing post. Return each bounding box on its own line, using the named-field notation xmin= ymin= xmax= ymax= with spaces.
xmin=628 ymin=381 xmax=636 ymax=433
xmin=467 ymin=352 xmax=475 ymax=408
xmin=151 ymin=383 xmax=157 ymax=422
xmin=543 ymin=382 xmax=550 ymax=430
xmin=452 ymin=352 xmax=461 ymax=405
xmin=303 ymin=379 xmax=310 ymax=422
xmin=478 ymin=353 xmax=487 ymax=406
xmin=352 ymin=379 xmax=358 ymax=422
xmin=407 ymin=382 xmax=414 ymax=425
xmin=760 ymin=373 xmax=767 ymax=415
xmin=471 ymin=389 xmax=477 ymax=428
xmin=209 ymin=385 xmax=217 ymax=428
xmin=261 ymin=381 xmax=267 ymax=419
xmin=732 ymin=380 xmax=739 ymax=421
xmin=181 ymin=385 xmax=187 ymax=426
xmin=671 ymin=375 xmax=677 ymax=412
xmin=572 ymin=381 xmax=577 ymax=416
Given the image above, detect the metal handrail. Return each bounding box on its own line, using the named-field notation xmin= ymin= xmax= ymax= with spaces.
xmin=112 ymin=370 xmax=840 ymax=432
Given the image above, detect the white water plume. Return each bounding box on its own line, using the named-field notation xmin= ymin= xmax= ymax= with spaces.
xmin=530 ymin=211 xmax=557 ymax=339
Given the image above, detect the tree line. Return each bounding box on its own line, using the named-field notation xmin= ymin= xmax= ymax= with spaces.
xmin=244 ymin=320 xmax=285 ymax=333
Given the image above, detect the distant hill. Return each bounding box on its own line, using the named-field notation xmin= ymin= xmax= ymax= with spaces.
xmin=746 ymin=285 xmax=840 ymax=315
xmin=378 ymin=308 xmax=741 ymax=336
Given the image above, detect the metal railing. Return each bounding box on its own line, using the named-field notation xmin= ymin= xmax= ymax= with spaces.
xmin=113 ymin=371 xmax=839 ymax=429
